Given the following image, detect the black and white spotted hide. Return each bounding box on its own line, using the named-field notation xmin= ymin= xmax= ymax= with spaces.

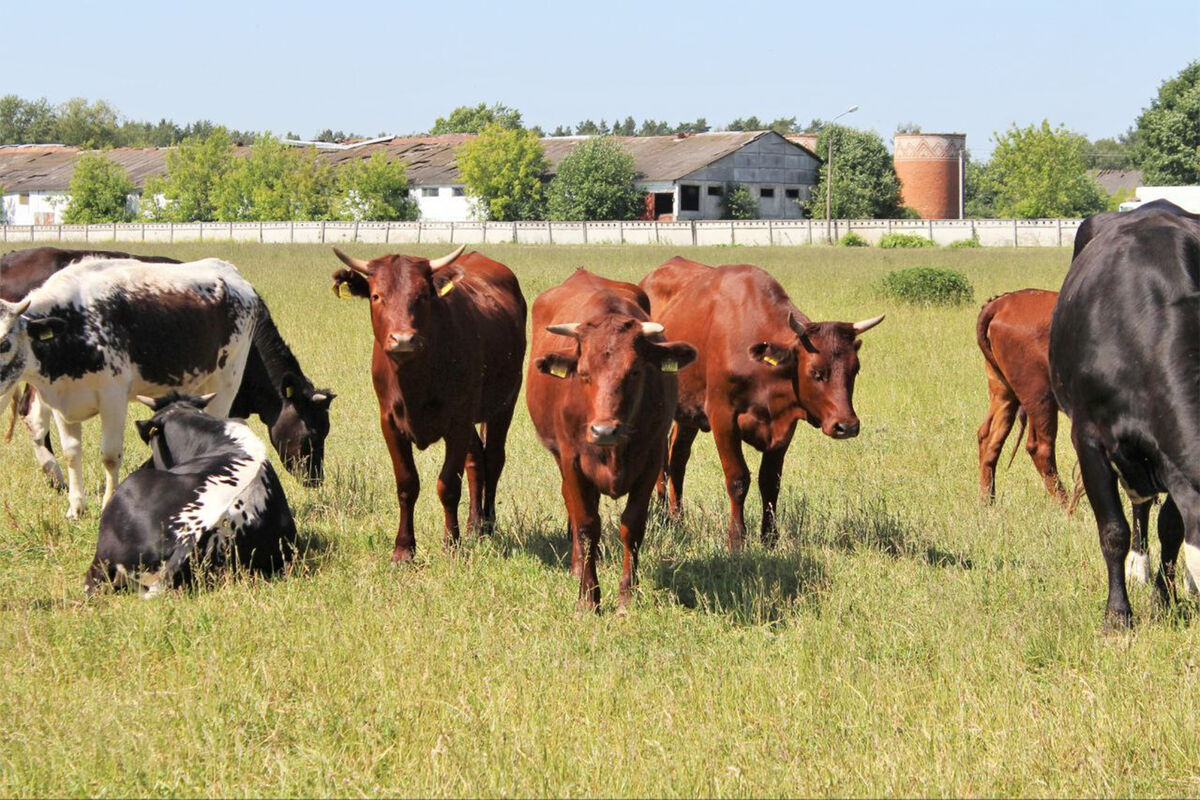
xmin=86 ymin=393 xmax=297 ymax=595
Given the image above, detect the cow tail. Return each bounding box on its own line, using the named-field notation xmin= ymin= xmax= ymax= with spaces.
xmin=1006 ymin=409 xmax=1027 ymax=470
xmin=975 ymin=295 xmax=1007 ymax=382
xmin=4 ymin=390 xmax=17 ymax=443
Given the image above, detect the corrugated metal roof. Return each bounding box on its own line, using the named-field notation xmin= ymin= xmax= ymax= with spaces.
xmin=1 ymin=131 xmax=814 ymax=192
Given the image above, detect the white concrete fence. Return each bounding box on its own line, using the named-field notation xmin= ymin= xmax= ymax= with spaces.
xmin=0 ymin=218 xmax=1084 ymax=248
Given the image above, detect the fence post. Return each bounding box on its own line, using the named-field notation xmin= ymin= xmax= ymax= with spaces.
xmin=1056 ymin=219 xmax=1062 ymax=247
xmin=767 ymin=219 xmax=774 ymax=246
xmin=691 ymin=221 xmax=697 ymax=246
xmin=449 ymin=221 xmax=455 ymax=244
xmin=619 ymin=220 xmax=624 ymax=245
xmin=1013 ymin=218 xmax=1018 ymax=248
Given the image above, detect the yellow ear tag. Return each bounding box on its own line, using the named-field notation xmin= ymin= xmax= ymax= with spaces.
xmin=763 ymin=354 xmax=779 ymax=366
xmin=148 ymin=425 xmax=159 ymax=438
xmin=39 ymin=329 xmax=54 ymax=341
xmin=285 ymin=386 xmax=294 ymax=399
xmin=336 ymin=282 xmax=355 ymax=299
xmin=549 ymin=363 xmax=569 ymax=378
xmin=661 ymin=359 xmax=678 ymax=373
xmin=438 ymin=280 xmax=456 ymax=297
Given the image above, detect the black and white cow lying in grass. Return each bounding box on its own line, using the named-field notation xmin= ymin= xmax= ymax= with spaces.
xmin=85 ymin=393 xmax=297 ymax=596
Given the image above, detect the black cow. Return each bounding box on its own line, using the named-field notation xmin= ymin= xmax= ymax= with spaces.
xmin=86 ymin=393 xmax=297 ymax=595
xmin=1072 ymin=198 xmax=1199 ymax=260
xmin=1050 ymin=209 xmax=1200 ymax=627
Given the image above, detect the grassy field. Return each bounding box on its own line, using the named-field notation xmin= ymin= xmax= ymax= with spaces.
xmin=1 ymin=242 xmax=1197 ymax=797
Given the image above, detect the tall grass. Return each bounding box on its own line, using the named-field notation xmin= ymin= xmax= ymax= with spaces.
xmin=0 ymin=242 xmax=1197 ymax=796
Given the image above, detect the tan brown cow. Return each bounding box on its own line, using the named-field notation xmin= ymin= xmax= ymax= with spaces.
xmin=640 ymin=257 xmax=883 ymax=552
xmin=332 ymin=245 xmax=526 ymax=562
xmin=526 ymin=269 xmax=696 ymax=611
xmin=976 ymin=289 xmax=1066 ymax=506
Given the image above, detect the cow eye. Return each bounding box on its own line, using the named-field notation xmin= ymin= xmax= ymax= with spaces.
xmin=371 ymin=293 xmax=380 ymax=302
xmin=808 ymin=368 xmax=826 ymax=382
xmin=0 ymin=340 xmax=9 ymax=355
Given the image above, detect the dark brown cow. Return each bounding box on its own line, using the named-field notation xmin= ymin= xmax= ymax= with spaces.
xmin=976 ymin=289 xmax=1066 ymax=505
xmin=332 ymin=245 xmax=526 ymax=562
xmin=526 ymin=269 xmax=696 ymax=611
xmin=640 ymin=257 xmax=884 ymax=552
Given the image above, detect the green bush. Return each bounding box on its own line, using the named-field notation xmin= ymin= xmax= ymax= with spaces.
xmin=947 ymin=236 xmax=981 ymax=249
xmin=839 ymin=231 xmax=869 ymax=247
xmin=876 ymin=267 xmax=974 ymax=306
xmin=878 ymin=232 xmax=934 ymax=249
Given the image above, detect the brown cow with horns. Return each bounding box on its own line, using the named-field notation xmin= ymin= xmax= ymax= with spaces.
xmin=526 ymin=269 xmax=697 ymax=611
xmin=640 ymin=257 xmax=884 ymax=551
xmin=332 ymin=245 xmax=527 ymax=562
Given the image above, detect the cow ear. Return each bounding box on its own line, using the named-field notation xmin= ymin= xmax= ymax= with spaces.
xmin=431 ymin=266 xmax=464 ymax=298
xmin=332 ymin=269 xmax=370 ymax=299
xmin=22 ymin=315 xmax=66 ymax=342
xmin=535 ymin=352 xmax=578 ymax=379
xmin=640 ymin=340 xmax=698 ymax=373
xmin=748 ymin=342 xmax=794 ymax=368
xmin=279 ymin=373 xmax=301 ymax=401
xmin=135 ymin=419 xmax=158 ymax=443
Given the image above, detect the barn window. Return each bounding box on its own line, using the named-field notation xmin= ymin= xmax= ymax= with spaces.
xmin=452 ymin=187 xmax=466 ymax=197
xmin=421 ymin=187 xmax=439 ymax=197
xmin=18 ymin=193 xmax=29 ymax=205
xmin=760 ymin=187 xmax=775 ymax=199
xmin=785 ymin=188 xmax=800 ymax=199
xmin=707 ymin=185 xmax=723 ymax=197
xmin=680 ymin=184 xmax=700 ymax=212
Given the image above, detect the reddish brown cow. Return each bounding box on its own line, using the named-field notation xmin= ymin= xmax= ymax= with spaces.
xmin=332 ymin=245 xmax=526 ymax=562
xmin=640 ymin=257 xmax=884 ymax=552
xmin=526 ymin=269 xmax=696 ymax=611
xmin=976 ymin=289 xmax=1066 ymax=506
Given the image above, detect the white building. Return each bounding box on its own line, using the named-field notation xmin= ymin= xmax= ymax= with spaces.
xmin=0 ymin=144 xmax=162 ymax=225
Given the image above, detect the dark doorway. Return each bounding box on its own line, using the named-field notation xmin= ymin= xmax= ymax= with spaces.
xmin=653 ymin=192 xmax=675 ymax=220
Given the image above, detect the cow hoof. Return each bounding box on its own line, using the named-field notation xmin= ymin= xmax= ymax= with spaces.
xmin=1125 ymin=551 xmax=1152 ymax=587
xmin=391 ymin=548 xmax=415 ymax=564
xmin=1102 ymin=609 xmax=1133 ymax=633
xmin=66 ymin=501 xmax=85 ymax=520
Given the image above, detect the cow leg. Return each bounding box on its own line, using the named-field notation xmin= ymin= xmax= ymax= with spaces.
xmin=55 ymin=414 xmax=86 ymax=519
xmin=1072 ymin=427 xmax=1133 ymax=628
xmin=977 ymin=376 xmax=1017 ymax=504
xmin=664 ymin=422 xmax=699 ymax=520
xmin=97 ymin=394 xmax=128 ymax=509
xmin=1154 ymin=496 xmax=1183 ymax=605
xmin=561 ymin=459 xmax=601 ymax=610
xmin=437 ymin=430 xmax=473 ymax=551
xmin=381 ymin=414 xmax=419 ymax=563
xmin=464 ymin=429 xmax=485 ymax=535
xmin=479 ymin=404 xmax=515 ymax=535
xmin=617 ymin=466 xmax=659 ymax=612
xmin=24 ymin=389 xmax=65 ymax=490
xmin=758 ymin=442 xmax=791 ymax=547
xmin=1162 ymin=477 xmax=1200 ymax=598
xmin=1126 ymin=499 xmax=1154 ymax=588
xmin=712 ymin=416 xmax=751 ymax=553
xmin=1027 ymin=402 xmax=1067 ymax=506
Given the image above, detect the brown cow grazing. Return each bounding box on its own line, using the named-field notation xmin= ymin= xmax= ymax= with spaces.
xmin=332 ymin=245 xmax=526 ymax=562
xmin=640 ymin=257 xmax=884 ymax=552
xmin=527 ymin=269 xmax=697 ymax=610
xmin=976 ymin=289 xmax=1067 ymax=506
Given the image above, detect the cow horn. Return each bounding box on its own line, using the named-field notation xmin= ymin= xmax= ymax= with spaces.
xmin=332 ymin=247 xmax=371 ymax=276
xmin=640 ymin=322 xmax=664 ymax=336
xmin=197 ymin=392 xmax=217 ymax=406
xmin=135 ymin=395 xmax=157 ymax=408
xmin=788 ymin=312 xmax=810 ymax=337
xmin=429 ymin=244 xmax=466 ymax=269
xmin=546 ymin=323 xmax=581 ymax=338
xmin=852 ymin=314 xmax=886 ymax=334
xmin=3 ymin=298 xmax=32 ymax=316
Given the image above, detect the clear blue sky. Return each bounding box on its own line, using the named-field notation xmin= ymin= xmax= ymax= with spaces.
xmin=8 ymin=0 xmax=1198 ymax=158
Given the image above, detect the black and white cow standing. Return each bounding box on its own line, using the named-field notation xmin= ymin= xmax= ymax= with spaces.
xmin=86 ymin=393 xmax=297 ymax=595
xmin=0 ymin=256 xmax=261 ymax=518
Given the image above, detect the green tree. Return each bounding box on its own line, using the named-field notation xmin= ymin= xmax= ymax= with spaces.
xmin=806 ymin=125 xmax=903 ymax=219
xmin=335 ymin=151 xmax=419 ymax=221
xmin=985 ymin=121 xmax=1107 ymax=218
xmin=0 ymin=95 xmax=57 ymax=143
xmin=1132 ymin=60 xmax=1200 ymax=184
xmin=430 ymin=103 xmax=524 ymax=135
xmin=1083 ymin=135 xmax=1136 ymax=170
xmin=214 ymin=134 xmax=335 ymax=221
xmin=547 ymin=137 xmax=642 ymax=221
xmin=550 ymin=124 xmax=573 ymax=137
xmin=721 ymin=183 xmax=758 ymax=219
xmin=638 ymin=119 xmax=673 ymax=136
xmin=727 ymin=116 xmax=763 ymax=131
xmin=62 ymin=151 xmax=134 ymax=223
xmin=456 ymin=123 xmax=548 ymax=221
xmin=963 ymin=157 xmax=997 ymax=218
xmin=54 ymin=97 xmax=121 ymax=147
xmin=141 ymin=127 xmax=234 ymax=221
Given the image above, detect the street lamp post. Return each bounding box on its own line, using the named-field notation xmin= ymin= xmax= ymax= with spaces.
xmin=822 ymin=104 xmax=859 ymax=242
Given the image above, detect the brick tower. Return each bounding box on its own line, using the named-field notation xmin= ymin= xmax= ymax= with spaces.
xmin=893 ymin=133 xmax=966 ymax=219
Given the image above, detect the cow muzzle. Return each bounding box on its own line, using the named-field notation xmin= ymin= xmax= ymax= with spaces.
xmin=385 ymin=331 xmax=423 ymax=354
xmin=587 ymin=420 xmax=629 ymax=447
xmin=825 ymin=418 xmax=860 ymax=439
